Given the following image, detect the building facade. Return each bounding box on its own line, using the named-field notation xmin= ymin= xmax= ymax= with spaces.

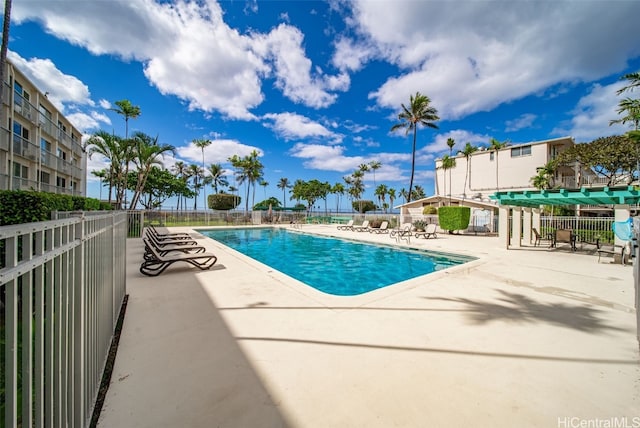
xmin=433 ymin=136 xmax=612 ymax=203
xmin=1 ymin=59 xmax=86 ymax=196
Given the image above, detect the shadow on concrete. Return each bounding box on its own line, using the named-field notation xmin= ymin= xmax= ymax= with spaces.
xmin=98 ymin=239 xmax=290 ymax=428
xmin=429 ymin=289 xmax=627 ymax=333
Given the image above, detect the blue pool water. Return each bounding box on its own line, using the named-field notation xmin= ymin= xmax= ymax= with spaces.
xmin=199 ymin=228 xmax=474 ymax=296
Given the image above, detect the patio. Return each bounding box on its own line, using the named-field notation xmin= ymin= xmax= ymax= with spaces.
xmin=98 ymin=225 xmax=639 ymax=427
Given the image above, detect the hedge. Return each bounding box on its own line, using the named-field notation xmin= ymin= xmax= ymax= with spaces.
xmin=437 ymin=206 xmax=471 ymax=232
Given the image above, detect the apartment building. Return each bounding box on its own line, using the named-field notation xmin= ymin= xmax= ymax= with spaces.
xmin=1 ymin=59 xmax=86 ymax=196
xmin=433 ymin=136 xmax=609 ymax=202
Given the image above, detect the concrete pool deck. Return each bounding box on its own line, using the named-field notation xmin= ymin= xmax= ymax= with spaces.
xmin=98 ymin=224 xmax=639 ymax=427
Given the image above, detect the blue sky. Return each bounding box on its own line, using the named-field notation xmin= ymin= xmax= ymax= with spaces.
xmin=7 ymin=0 xmax=640 ymax=210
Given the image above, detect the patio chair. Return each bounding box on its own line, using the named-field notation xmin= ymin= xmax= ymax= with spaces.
xmin=554 ymin=229 xmax=577 ymax=251
xmin=140 ymin=239 xmax=218 ymax=276
xmin=370 ymin=221 xmax=389 ymax=234
xmin=532 ymin=228 xmax=552 ymax=247
xmin=596 ymin=239 xmax=628 ymax=265
xmin=337 ymin=219 xmax=354 ymax=230
xmin=353 ymin=220 xmax=370 ymax=232
xmin=415 ymin=223 xmax=437 ymax=239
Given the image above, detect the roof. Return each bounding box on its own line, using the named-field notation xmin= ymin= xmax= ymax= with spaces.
xmin=490 ymin=186 xmax=640 ymax=208
xmin=395 ymin=195 xmax=498 ymax=210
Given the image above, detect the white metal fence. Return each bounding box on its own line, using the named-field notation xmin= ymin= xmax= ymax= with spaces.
xmin=1 ymin=212 xmax=127 ymax=428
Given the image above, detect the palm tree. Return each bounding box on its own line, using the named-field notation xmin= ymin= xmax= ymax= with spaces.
xmin=399 ymin=188 xmax=408 ymax=204
xmin=91 ymin=169 xmax=108 ymax=200
xmin=610 ymin=98 xmax=640 ymax=130
xmin=358 ymin=163 xmax=369 ymax=198
xmin=332 ymin=182 xmax=345 ymax=213
xmin=391 ymin=92 xmax=440 ymax=203
xmin=193 ymin=138 xmax=212 ymax=209
xmin=277 ymin=177 xmax=290 ymax=209
xmin=412 ymin=185 xmax=426 ymax=201
xmin=172 ymin=161 xmax=189 ymax=210
xmin=208 ymin=163 xmax=228 ymax=194
xmin=446 ymin=137 xmax=455 ymax=204
xmin=128 ymin=133 xmax=175 ymax=210
xmin=388 ymin=188 xmax=396 ymax=212
xmin=260 ymin=179 xmax=269 ymax=200
xmin=369 ymin=160 xmax=381 ymax=188
xmin=375 ymin=184 xmax=388 ymax=213
xmin=111 ymin=99 xmax=141 ymax=138
xmin=351 ymin=169 xmax=365 ymax=212
xmin=85 ymin=130 xmax=123 ymax=206
xmin=187 ymin=163 xmax=204 ymax=210
xmin=440 ymin=155 xmax=456 ymax=205
xmin=229 ymin=150 xmax=263 ymax=212
xmin=489 ymin=138 xmax=508 ymax=193
xmin=616 ymin=71 xmax=640 ymax=95
xmin=459 ymin=142 xmax=478 ymax=200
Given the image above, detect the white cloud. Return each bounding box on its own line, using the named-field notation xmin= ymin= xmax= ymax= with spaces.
xmin=13 ymin=0 xmax=347 ymax=119
xmin=263 ymin=112 xmax=341 ymax=143
xmin=7 ymin=51 xmax=94 ymax=112
xmin=505 ymin=114 xmax=537 ymax=132
xmin=552 ymin=82 xmax=631 ymax=142
xmin=174 ymin=138 xmax=263 ymax=165
xmin=348 ymin=0 xmax=640 ymax=119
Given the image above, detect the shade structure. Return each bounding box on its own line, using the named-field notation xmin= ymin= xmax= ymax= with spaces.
xmin=490 ymin=185 xmax=640 ymax=208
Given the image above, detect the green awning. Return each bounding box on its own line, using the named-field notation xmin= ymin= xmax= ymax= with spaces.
xmin=490 ymin=186 xmax=640 ymax=208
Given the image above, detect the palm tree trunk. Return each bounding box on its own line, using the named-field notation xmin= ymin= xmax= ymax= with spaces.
xmin=408 ymin=126 xmax=417 ymax=203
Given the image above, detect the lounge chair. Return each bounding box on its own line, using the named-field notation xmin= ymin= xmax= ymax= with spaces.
xmin=145 ymin=229 xmax=199 ymax=247
xmin=596 ymin=239 xmax=629 ymax=264
xmin=140 ymin=239 xmax=218 ymax=276
xmin=148 ymin=224 xmax=192 ymax=239
xmin=415 ymin=223 xmax=437 ymax=239
xmin=370 ymin=221 xmax=389 ymax=234
xmin=337 ymin=219 xmax=354 ymax=230
xmin=353 ymin=220 xmax=370 ymax=232
xmin=142 ymin=237 xmax=206 ymax=261
xmin=393 ymin=223 xmax=413 ymax=243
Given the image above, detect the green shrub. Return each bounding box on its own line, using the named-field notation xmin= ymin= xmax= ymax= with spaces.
xmin=352 ymin=200 xmax=376 ymax=213
xmin=438 ymin=206 xmax=471 ymax=233
xmin=209 ymin=193 xmax=241 ymax=210
xmin=413 ymin=220 xmax=427 ymax=231
xmin=423 ymin=205 xmax=437 ymax=215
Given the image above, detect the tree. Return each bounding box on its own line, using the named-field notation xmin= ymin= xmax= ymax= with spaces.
xmin=171 ymin=161 xmax=189 ymax=210
xmin=440 ymin=154 xmax=456 ymax=205
xmin=489 ymin=138 xmax=508 ymax=192
xmin=610 ymin=98 xmax=640 ymax=130
xmin=277 ymin=177 xmax=290 ymax=209
xmin=91 ymin=169 xmax=108 ymax=200
xmin=616 ymin=71 xmax=640 ymax=95
xmin=530 ymin=161 xmax=556 ymax=190
xmin=554 ymin=135 xmax=639 ymax=186
xmin=291 ymin=179 xmax=330 ymax=214
xmin=85 ymin=130 xmax=124 ymax=206
xmin=332 ymin=182 xmax=345 ymax=213
xmin=390 ymin=92 xmax=440 ymax=203
xmin=138 ymin=166 xmax=187 ymax=210
xmin=128 ymin=132 xmax=175 ymax=210
xmin=411 ymin=185 xmax=426 ymax=201
xmin=259 ymin=179 xmax=269 ymax=199
xmin=193 ymin=138 xmax=212 ymax=209
xmin=187 ymin=163 xmax=204 ymax=210
xmin=459 ymin=142 xmax=478 ymax=199
xmin=374 ymin=184 xmax=388 ymax=213
xmin=229 ymin=150 xmax=263 ymax=212
xmin=388 ymin=188 xmax=396 ymax=212
xmin=369 ymin=160 xmax=381 ymax=188
xmin=208 ymin=163 xmax=228 ymax=194
xmin=446 ymin=137 xmax=456 ymax=204
xmin=111 ymin=99 xmax=141 ymax=138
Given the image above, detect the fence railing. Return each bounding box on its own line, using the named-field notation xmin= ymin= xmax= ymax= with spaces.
xmin=1 ymin=212 xmax=127 ymax=428
xmin=540 ymin=216 xmax=615 ymax=244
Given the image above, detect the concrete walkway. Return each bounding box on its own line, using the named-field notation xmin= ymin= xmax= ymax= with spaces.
xmin=98 ymin=225 xmax=639 ymax=428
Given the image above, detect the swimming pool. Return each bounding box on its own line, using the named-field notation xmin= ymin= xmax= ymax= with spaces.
xmin=199 ymin=227 xmax=474 ymax=296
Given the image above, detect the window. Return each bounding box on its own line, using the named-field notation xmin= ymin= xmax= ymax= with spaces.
xmin=490 ymin=152 xmax=495 ymax=161
xmin=57 ymin=148 xmax=67 ymax=160
xmin=13 ymin=120 xmax=29 ymax=140
xmin=510 ymin=145 xmax=532 ymax=157
xmin=40 ymin=171 xmax=50 ymax=184
xmin=41 ymin=138 xmax=51 ymax=152
xmin=13 ymin=162 xmax=28 ymax=178
xmin=56 ymin=176 xmax=66 ymax=188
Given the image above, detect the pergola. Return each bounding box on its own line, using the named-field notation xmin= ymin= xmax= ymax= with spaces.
xmin=491 ymin=185 xmax=640 ymax=208
xmin=490 ymin=185 xmax=640 ymax=248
